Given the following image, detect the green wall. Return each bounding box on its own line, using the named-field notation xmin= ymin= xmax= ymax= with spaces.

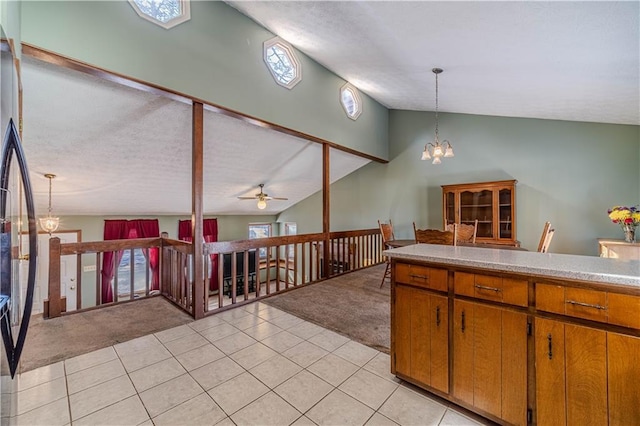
xmin=0 ymin=0 xmax=20 ymax=50
xmin=280 ymin=111 xmax=640 ymax=256
xmin=20 ymin=0 xmax=388 ymax=160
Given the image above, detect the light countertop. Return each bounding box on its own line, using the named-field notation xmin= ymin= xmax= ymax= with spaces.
xmin=384 ymin=244 xmax=640 ymax=289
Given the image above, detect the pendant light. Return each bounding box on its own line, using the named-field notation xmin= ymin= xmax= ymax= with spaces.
xmin=39 ymin=173 xmax=60 ymax=235
xmin=421 ymin=68 xmax=454 ymax=164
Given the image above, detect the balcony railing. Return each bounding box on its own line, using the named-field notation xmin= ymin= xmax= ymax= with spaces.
xmin=45 ymin=228 xmax=383 ymax=318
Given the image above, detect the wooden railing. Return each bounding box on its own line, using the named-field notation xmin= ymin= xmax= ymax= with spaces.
xmin=46 ymin=237 xmax=163 ymax=317
xmin=46 ymin=228 xmax=383 ymax=318
xmin=202 ymin=228 xmax=384 ymax=315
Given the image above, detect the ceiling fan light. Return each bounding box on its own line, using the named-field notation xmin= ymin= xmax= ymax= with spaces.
xmin=432 ymin=144 xmax=444 ymax=158
xmin=257 ymin=198 xmax=267 ymax=210
xmin=432 ymin=156 xmax=442 ymax=165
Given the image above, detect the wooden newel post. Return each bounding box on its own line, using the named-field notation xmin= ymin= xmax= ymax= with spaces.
xmin=46 ymin=236 xmax=62 ymax=318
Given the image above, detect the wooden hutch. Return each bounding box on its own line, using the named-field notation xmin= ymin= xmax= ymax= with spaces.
xmin=442 ymin=179 xmax=517 ymax=246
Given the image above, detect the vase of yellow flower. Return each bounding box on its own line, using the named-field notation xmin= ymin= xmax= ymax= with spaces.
xmin=608 ymin=205 xmax=640 ymax=243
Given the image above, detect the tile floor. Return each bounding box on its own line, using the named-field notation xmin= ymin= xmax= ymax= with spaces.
xmin=7 ymin=302 xmax=488 ymax=425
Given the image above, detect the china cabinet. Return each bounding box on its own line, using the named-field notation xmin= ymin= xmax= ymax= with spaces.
xmin=442 ymin=180 xmax=517 ymax=246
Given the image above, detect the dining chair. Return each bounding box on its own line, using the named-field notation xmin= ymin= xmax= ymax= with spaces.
xmin=445 ymin=220 xmax=478 ymax=244
xmin=537 ymin=221 xmax=555 ymax=253
xmin=378 ymin=220 xmax=396 ymax=288
xmin=413 ymin=223 xmax=456 ymax=245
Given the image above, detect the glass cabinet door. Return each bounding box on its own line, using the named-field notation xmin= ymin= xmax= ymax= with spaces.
xmin=445 ymin=192 xmax=456 ymax=225
xmin=499 ymin=189 xmax=512 ymax=239
xmin=460 ymin=190 xmax=493 ymax=238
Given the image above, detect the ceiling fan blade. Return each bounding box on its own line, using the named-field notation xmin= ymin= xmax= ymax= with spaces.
xmin=237 ymin=197 xmax=256 ymax=200
xmin=271 ymin=197 xmax=289 ymax=200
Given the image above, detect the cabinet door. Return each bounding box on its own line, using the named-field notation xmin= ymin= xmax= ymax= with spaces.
xmin=535 ymin=318 xmax=566 ymax=426
xmin=460 ymin=189 xmax=493 ymax=239
xmin=411 ymin=289 xmax=431 ymax=385
xmin=453 ymin=300 xmax=474 ymax=403
xmin=429 ymin=294 xmax=449 ymax=393
xmin=565 ymin=324 xmax=607 ymax=425
xmin=498 ymin=188 xmax=513 ymax=240
xmin=473 ymin=304 xmax=502 ymax=418
xmin=501 ymin=310 xmax=528 ymax=425
xmin=444 ymin=191 xmax=456 ymax=225
xmin=608 ymin=332 xmax=640 ymax=426
xmin=394 ymin=285 xmax=412 ymax=376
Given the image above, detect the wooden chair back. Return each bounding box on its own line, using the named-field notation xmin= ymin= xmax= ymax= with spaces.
xmin=414 ymin=223 xmax=456 ymax=245
xmin=537 ymin=221 xmax=555 ymax=253
xmin=445 ymin=220 xmax=478 ymax=244
xmin=378 ymin=220 xmax=395 ymax=245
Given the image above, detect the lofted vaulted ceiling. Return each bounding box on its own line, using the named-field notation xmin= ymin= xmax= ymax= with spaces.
xmin=21 ymin=57 xmax=370 ymax=216
xmin=226 ymin=1 xmax=640 ymax=125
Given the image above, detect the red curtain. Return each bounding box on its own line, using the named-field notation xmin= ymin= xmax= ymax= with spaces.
xmin=131 ymin=219 xmax=160 ymax=291
xmin=178 ymin=220 xmax=192 ymax=242
xmin=179 ymin=219 xmax=219 ymax=291
xmin=101 ymin=220 xmax=129 ymax=303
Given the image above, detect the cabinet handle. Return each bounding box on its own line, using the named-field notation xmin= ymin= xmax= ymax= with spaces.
xmin=475 ymin=284 xmax=501 ymax=293
xmin=410 ymin=274 xmax=428 ymax=281
xmin=547 ymin=333 xmax=553 ymax=359
xmin=461 ymin=311 xmax=466 ymax=332
xmin=566 ymin=300 xmax=607 ymax=310
xmin=436 ymin=306 xmax=441 ymax=326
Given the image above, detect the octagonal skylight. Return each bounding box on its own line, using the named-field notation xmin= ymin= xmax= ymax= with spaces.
xmin=263 ymin=38 xmax=302 ymax=89
xmin=129 ymin=0 xmax=190 ymax=29
xmin=340 ymin=83 xmax=362 ymax=120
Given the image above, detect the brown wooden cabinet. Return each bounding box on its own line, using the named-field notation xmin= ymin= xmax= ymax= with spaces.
xmin=536 ymin=318 xmax=640 ymax=426
xmin=442 ymin=179 xmax=517 ymax=246
xmin=395 ymin=284 xmax=448 ymax=393
xmin=390 ymin=252 xmax=640 ymax=425
xmin=452 ymin=300 xmax=528 ymax=424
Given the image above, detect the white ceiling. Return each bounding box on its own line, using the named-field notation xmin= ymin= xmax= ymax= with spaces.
xmin=22 ymin=57 xmax=370 ymax=216
xmin=226 ymin=1 xmax=640 ymax=125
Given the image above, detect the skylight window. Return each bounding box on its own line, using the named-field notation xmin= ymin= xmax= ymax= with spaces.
xmin=263 ymin=38 xmax=302 ymax=89
xmin=340 ymin=83 xmax=362 ymax=120
xmin=128 ymin=0 xmax=190 ymax=29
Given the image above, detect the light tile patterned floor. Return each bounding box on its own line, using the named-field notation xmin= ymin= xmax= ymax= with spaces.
xmin=9 ymin=302 xmax=490 ymax=426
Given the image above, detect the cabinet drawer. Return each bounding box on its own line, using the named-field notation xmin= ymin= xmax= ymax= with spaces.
xmin=455 ymin=272 xmax=527 ymax=307
xmin=564 ymin=288 xmax=607 ymax=322
xmin=536 ymin=283 xmax=640 ymax=328
xmin=396 ymin=263 xmax=447 ymax=292
xmin=607 ymin=293 xmax=640 ymax=329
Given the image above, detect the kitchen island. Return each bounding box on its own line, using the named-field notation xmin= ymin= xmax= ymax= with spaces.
xmin=384 ymin=244 xmax=640 ymax=426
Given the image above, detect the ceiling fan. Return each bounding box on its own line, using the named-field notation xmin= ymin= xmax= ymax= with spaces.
xmin=238 ymin=184 xmax=288 ymax=210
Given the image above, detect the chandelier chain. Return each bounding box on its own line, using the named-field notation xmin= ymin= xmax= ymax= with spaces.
xmin=434 ymin=70 xmax=439 ymax=140
xmin=48 ymin=176 xmax=52 ymax=213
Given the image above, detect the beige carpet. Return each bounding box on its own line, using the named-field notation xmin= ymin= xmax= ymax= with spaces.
xmin=19 ymin=296 xmax=193 ymax=373
xmin=262 ymin=264 xmax=390 ymax=353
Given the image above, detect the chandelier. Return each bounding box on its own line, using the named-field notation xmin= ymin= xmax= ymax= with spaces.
xmin=39 ymin=173 xmax=60 ymax=235
xmin=421 ymin=68 xmax=454 ymax=164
